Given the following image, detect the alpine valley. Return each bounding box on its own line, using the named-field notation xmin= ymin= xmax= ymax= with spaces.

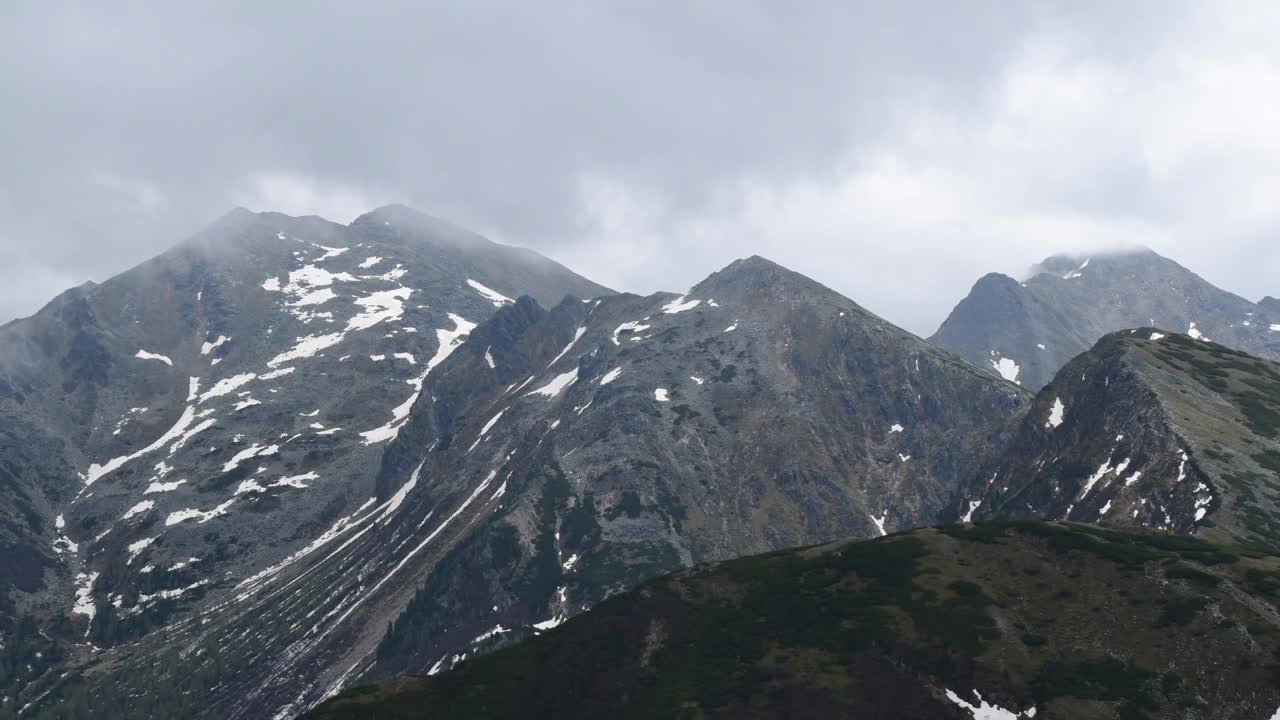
xmin=2 ymin=207 xmax=1278 ymax=720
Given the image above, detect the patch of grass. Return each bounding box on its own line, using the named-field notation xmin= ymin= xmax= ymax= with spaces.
xmin=1032 ymin=657 xmax=1155 ymax=706
xmin=1157 ymin=596 xmax=1207 ymax=627
xmin=1165 ymin=565 xmax=1222 ymax=588
xmin=1254 ymin=450 xmax=1280 ymax=477
xmin=1234 ymin=391 xmax=1280 ymax=439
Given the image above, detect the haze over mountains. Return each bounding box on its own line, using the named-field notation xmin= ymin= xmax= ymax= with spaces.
xmin=1 ymin=206 xmax=1278 ymax=719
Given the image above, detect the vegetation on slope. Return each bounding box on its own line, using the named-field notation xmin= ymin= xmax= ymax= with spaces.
xmin=308 ymin=521 xmax=1280 ymax=720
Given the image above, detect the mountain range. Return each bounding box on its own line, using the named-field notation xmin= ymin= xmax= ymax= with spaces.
xmin=931 ymin=249 xmax=1280 ymax=390
xmin=1 ymin=207 xmax=1277 ymax=719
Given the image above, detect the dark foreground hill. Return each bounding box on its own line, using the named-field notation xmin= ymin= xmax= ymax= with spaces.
xmin=307 ymin=521 xmax=1280 ymax=720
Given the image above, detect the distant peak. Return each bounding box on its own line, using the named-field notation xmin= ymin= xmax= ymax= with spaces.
xmin=696 ymin=255 xmax=804 ymax=288
xmin=1027 ymin=246 xmax=1166 ymax=280
xmin=350 ymin=204 xmax=491 ymax=248
xmin=719 ymin=255 xmax=786 ymax=274
xmin=692 ymin=255 xmax=865 ymax=313
xmin=357 ymin=203 xmax=419 ymax=220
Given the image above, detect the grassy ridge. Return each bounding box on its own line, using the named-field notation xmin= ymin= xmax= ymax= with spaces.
xmin=307 ymin=521 xmax=1280 ymax=720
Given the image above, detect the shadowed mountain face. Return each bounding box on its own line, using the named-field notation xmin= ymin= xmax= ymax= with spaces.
xmin=306 ymin=522 xmax=1280 ymax=720
xmin=0 ymin=205 xmax=611 ymax=715
xmin=954 ymin=330 xmax=1280 ymax=552
xmin=931 ymin=249 xmax=1280 ymax=390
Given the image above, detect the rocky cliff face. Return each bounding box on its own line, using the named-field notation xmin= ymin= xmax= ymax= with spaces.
xmin=931 ymin=249 xmax=1280 ymax=390
xmin=308 ymin=522 xmax=1280 ymax=720
xmin=955 ymin=330 xmax=1280 ymax=552
xmin=0 ymin=205 xmax=611 ymax=716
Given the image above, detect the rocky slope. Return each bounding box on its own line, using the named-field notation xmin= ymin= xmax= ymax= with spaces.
xmin=33 ymin=255 xmax=1028 ymax=719
xmin=0 ymin=204 xmax=611 ymax=716
xmin=308 ymin=521 xmax=1280 ymax=720
xmin=931 ymin=249 xmax=1280 ymax=390
xmin=955 ymin=330 xmax=1280 ymax=552
xmin=357 ymin=256 xmax=1029 ymax=687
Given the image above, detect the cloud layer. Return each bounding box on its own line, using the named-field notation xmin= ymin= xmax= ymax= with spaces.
xmin=2 ymin=1 xmax=1277 ymax=334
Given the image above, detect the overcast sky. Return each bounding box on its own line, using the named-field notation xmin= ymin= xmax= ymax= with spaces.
xmin=2 ymin=1 xmax=1278 ymax=336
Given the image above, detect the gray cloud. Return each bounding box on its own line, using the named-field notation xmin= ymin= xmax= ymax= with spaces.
xmin=2 ymin=0 xmax=1276 ymax=335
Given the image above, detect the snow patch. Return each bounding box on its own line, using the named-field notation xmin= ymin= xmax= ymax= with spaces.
xmin=530 ymin=368 xmax=579 ymax=399
xmin=165 ymin=499 xmax=235 ymax=526
xmin=313 ymin=244 xmax=348 ymax=261
xmin=260 ymin=367 xmax=295 ymax=381
xmin=358 ymin=255 xmax=382 ymax=269
xmin=871 ymin=511 xmax=888 ymax=536
xmin=72 ymin=572 xmax=99 ymax=619
xmin=466 ymin=279 xmax=514 ymax=306
xmin=200 ymin=373 xmax=256 ymax=402
xmin=600 ymin=367 xmax=623 ymax=385
xmin=268 ymin=332 xmax=345 ymax=367
xmin=360 ymin=314 xmax=475 ymax=444
xmin=233 ymin=397 xmax=261 ymax=412
xmin=85 ymin=405 xmax=205 ymax=486
xmin=135 ymin=350 xmax=173 ymax=366
xmin=201 ymin=335 xmax=230 ymax=355
xmin=611 ymin=321 xmax=651 ymax=345
xmin=991 ymin=356 xmax=1021 ymax=384
xmin=654 ymin=388 xmax=669 ymax=402
xmin=222 ymin=443 xmax=279 ymax=473
xmin=661 ymin=295 xmax=701 ymax=314
xmin=1063 ymin=257 xmax=1090 ymax=279
xmin=945 ymin=688 xmax=1036 ymax=719
xmin=547 ymin=327 xmax=587 ymax=368
xmin=348 ymin=287 xmax=412 ymax=331
xmin=1045 ymin=398 xmax=1065 ymax=429
xmin=126 ymin=536 xmax=155 ymax=564
xmin=468 ymin=410 xmax=506 ymax=453
xmin=122 ymin=500 xmax=154 ymax=520
xmin=145 ymin=480 xmax=186 ymax=494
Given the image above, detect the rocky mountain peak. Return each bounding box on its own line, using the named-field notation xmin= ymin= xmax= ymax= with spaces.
xmin=692 ymin=255 xmax=868 ymax=317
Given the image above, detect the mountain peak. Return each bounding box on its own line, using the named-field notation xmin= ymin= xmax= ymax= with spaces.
xmin=1028 ymin=246 xmax=1162 ymax=280
xmin=933 ymin=246 xmax=1277 ymax=390
xmin=693 ymin=255 xmax=851 ymax=307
